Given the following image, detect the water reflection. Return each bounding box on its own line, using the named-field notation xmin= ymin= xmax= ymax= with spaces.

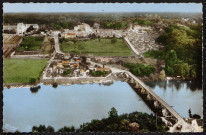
xmin=145 ymin=80 xmax=202 ymax=91
xmin=30 ymin=86 xmax=41 ymax=93
xmin=145 ymin=80 xmax=203 ymax=118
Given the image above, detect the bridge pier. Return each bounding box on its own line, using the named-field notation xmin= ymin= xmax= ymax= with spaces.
xmin=127 ymin=77 xmax=181 ymax=125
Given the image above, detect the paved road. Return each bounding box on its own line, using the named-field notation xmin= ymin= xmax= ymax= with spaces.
xmin=124 ymin=37 xmax=140 ymax=56
xmin=54 ymin=35 xmax=64 ymax=54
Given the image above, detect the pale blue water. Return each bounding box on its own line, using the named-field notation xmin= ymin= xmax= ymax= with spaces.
xmin=145 ymin=80 xmax=203 ymax=119
xmin=3 ymin=81 xmax=152 ymax=132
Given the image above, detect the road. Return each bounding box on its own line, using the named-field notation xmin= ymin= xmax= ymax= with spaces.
xmin=124 ymin=37 xmax=140 ymax=56
xmin=54 ymin=35 xmax=64 ymax=54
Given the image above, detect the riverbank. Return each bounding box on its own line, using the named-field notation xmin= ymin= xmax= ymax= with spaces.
xmin=3 ymin=72 xmax=129 ymax=89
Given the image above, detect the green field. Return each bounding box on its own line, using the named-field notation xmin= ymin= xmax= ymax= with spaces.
xmin=61 ymin=38 xmax=133 ymax=56
xmin=17 ymin=36 xmax=44 ymax=51
xmin=3 ymin=59 xmax=48 ymax=83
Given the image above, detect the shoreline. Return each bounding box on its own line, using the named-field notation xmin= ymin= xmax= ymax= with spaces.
xmin=3 ymin=73 xmax=201 ymax=89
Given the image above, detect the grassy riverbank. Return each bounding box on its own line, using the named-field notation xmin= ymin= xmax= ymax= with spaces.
xmin=3 ymin=59 xmax=48 ymax=83
xmin=60 ymin=38 xmax=133 ymax=56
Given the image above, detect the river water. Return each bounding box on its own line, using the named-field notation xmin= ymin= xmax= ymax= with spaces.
xmin=145 ymin=80 xmax=203 ymax=119
xmin=3 ymin=80 xmax=202 ymax=132
xmin=3 ymin=81 xmax=152 ymax=132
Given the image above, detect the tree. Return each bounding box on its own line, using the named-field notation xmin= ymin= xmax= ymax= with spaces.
xmin=108 ymin=107 xmax=118 ymax=118
xmin=165 ymin=50 xmax=177 ymax=67
xmin=26 ymin=25 xmax=34 ymax=33
xmin=174 ymin=63 xmax=190 ymax=77
xmin=46 ymin=126 xmax=55 ymax=132
xmin=188 ymin=108 xmax=192 ymax=118
xmin=120 ymin=119 xmax=130 ymax=131
xmin=52 ymin=82 xmax=58 ymax=88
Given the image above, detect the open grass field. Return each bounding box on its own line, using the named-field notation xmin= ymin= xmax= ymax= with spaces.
xmin=3 ymin=59 xmax=48 ymax=83
xmin=61 ymin=38 xmax=133 ymax=56
xmin=17 ymin=36 xmax=44 ymax=51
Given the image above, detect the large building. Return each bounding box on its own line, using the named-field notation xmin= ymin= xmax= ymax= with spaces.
xmin=74 ymin=23 xmax=93 ymax=33
xmin=17 ymin=23 xmax=39 ymax=34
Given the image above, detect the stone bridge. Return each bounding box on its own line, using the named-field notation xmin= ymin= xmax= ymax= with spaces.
xmin=124 ymin=71 xmax=184 ymax=125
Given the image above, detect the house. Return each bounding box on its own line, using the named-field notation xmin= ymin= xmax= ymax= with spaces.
xmin=57 ymin=62 xmax=63 ymax=68
xmin=76 ymin=58 xmax=81 ymax=63
xmin=62 ymin=60 xmax=69 ymax=66
xmin=58 ymin=68 xmax=64 ymax=74
xmin=97 ymin=68 xmax=110 ymax=72
xmin=64 ymin=53 xmax=70 ymax=59
xmin=53 ymin=68 xmax=57 ymax=73
xmin=73 ymin=63 xmax=79 ymax=68
xmin=80 ymin=69 xmax=85 ymax=76
xmin=53 ymin=65 xmax=57 ymax=69
xmin=65 ymin=33 xmax=76 ymax=38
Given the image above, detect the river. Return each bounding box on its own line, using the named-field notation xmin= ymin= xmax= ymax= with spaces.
xmin=3 ymin=80 xmax=202 ymax=132
xmin=3 ymin=81 xmax=152 ymax=132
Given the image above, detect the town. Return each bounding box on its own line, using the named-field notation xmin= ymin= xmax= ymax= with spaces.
xmin=3 ymin=21 xmax=164 ymax=79
xmin=3 ymin=11 xmax=203 ymax=133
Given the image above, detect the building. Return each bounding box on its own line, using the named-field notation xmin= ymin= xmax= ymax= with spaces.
xmin=65 ymin=33 xmax=76 ymax=38
xmin=62 ymin=60 xmax=69 ymax=66
xmin=74 ymin=23 xmax=93 ymax=33
xmin=76 ymin=58 xmax=82 ymax=63
xmin=97 ymin=68 xmax=110 ymax=72
xmin=17 ymin=23 xmax=39 ymax=35
xmin=57 ymin=63 xmax=63 ymax=68
xmin=64 ymin=53 xmax=70 ymax=59
xmin=191 ymin=119 xmax=203 ymax=132
xmin=93 ymin=23 xmax=100 ymax=29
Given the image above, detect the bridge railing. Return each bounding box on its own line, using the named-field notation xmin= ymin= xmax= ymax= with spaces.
xmin=126 ymin=71 xmax=183 ymax=121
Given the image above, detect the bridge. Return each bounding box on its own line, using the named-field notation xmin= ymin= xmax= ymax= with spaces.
xmin=118 ymin=71 xmax=196 ymax=132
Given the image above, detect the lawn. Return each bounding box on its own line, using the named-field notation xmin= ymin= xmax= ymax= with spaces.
xmin=17 ymin=36 xmax=44 ymax=51
xmin=3 ymin=59 xmax=48 ymax=83
xmin=61 ymin=38 xmax=133 ymax=56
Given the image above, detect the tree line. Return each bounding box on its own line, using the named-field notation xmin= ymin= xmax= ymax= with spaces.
xmin=31 ymin=107 xmax=168 ymax=133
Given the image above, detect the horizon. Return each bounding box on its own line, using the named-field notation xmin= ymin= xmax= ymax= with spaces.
xmin=4 ymin=11 xmax=202 ymax=14
xmin=3 ymin=3 xmax=202 ymax=13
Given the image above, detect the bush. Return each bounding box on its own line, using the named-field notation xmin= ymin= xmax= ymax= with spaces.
xmin=91 ymin=71 xmax=108 ymax=77
xmin=63 ymin=69 xmax=70 ymax=75
xmin=125 ymin=63 xmax=156 ymax=77
xmin=29 ymin=78 xmax=37 ymax=84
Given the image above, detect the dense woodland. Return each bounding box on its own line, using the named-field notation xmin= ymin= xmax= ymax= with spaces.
xmin=144 ymin=24 xmax=202 ymax=80
xmin=4 ymin=12 xmax=202 ymax=30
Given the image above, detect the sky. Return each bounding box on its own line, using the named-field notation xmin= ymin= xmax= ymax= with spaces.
xmin=3 ymin=3 xmax=202 ymax=13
